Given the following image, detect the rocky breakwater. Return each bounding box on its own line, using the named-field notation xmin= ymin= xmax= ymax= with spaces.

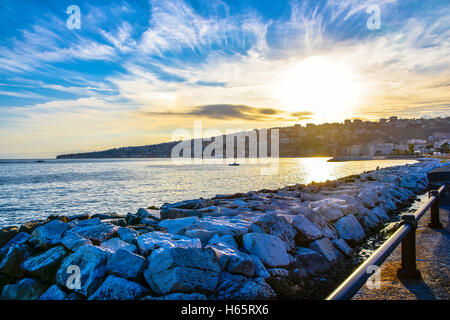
xmin=0 ymin=159 xmax=446 ymax=300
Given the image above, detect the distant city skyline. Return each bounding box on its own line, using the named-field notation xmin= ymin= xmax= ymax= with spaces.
xmin=0 ymin=0 xmax=449 ymax=158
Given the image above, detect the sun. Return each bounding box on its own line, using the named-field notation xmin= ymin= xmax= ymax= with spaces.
xmin=274 ymin=56 xmax=364 ymax=121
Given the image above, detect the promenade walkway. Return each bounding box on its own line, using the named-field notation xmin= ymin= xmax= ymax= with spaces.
xmin=353 ymin=205 xmax=450 ymax=300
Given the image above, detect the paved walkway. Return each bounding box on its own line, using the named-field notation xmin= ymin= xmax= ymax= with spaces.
xmin=353 ymin=206 xmax=450 ymax=300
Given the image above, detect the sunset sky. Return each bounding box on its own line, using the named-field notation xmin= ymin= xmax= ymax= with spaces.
xmin=0 ymin=0 xmax=449 ymax=158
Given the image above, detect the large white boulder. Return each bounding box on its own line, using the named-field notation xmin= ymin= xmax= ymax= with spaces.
xmin=282 ymin=214 xmax=323 ymax=244
xmin=334 ymin=214 xmax=366 ymax=246
xmin=56 ymin=245 xmax=109 ymax=297
xmin=253 ymin=214 xmax=297 ymax=250
xmin=242 ymin=232 xmax=290 ymax=268
xmin=212 ymin=272 xmax=276 ymax=300
xmin=144 ymin=247 xmax=220 ymax=295
xmin=159 ymin=216 xmax=199 ymax=235
xmin=88 ymin=275 xmax=149 ymax=300
xmin=137 ymin=231 xmax=201 ymax=256
xmin=309 ymin=238 xmax=343 ymax=264
xmin=30 ymin=220 xmax=71 ymax=249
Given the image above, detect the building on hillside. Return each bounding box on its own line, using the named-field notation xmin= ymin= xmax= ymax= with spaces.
xmin=407 ymin=139 xmax=427 ymax=145
xmin=394 ymin=144 xmax=409 ymax=152
xmin=369 ymin=143 xmax=395 ymax=155
xmin=414 ymin=144 xmax=427 ymax=154
xmin=349 ymin=145 xmax=366 ymax=156
xmin=434 ymin=139 xmax=450 ymax=149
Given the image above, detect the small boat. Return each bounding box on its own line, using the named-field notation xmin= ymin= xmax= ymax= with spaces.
xmin=35 ymin=160 xmax=45 ymax=163
xmin=229 ymin=162 xmax=240 ymax=166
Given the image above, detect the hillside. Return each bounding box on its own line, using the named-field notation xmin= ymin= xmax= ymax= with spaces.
xmin=56 ymin=117 xmax=450 ymax=159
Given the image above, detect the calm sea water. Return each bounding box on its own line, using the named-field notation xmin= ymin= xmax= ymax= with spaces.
xmin=0 ymin=157 xmax=417 ymax=227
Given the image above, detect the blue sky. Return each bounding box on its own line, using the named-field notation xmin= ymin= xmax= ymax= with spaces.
xmin=0 ymin=0 xmax=449 ymax=157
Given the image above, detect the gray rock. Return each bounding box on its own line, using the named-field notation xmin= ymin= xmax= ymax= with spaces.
xmin=191 ymin=217 xmax=251 ymax=236
xmin=334 ymin=214 xmax=366 ymax=246
xmin=21 ymin=246 xmax=68 ymax=282
xmin=137 ymin=208 xmax=161 ymax=221
xmin=268 ymin=268 xmax=289 ymax=278
xmin=61 ymin=232 xmax=92 ymax=252
xmin=68 ymin=220 xmax=79 ymax=228
xmin=253 ymin=214 xmax=296 ymax=250
xmin=311 ymin=199 xmax=346 ymax=222
xmin=290 ymin=247 xmax=331 ymax=278
xmin=161 ymin=199 xmax=211 ymax=211
xmin=304 ymin=212 xmax=338 ymax=240
xmin=39 ymin=284 xmax=68 ymax=300
xmin=88 ymin=275 xmax=149 ymax=300
xmin=0 ymin=232 xmax=30 ymax=258
xmin=125 ymin=212 xmax=140 ymax=225
xmin=67 ymin=213 xmax=90 ymax=221
xmin=283 ymin=214 xmax=323 ymax=244
xmin=143 ymin=292 xmax=207 ymax=300
xmin=0 ymin=228 xmax=18 ymax=249
xmin=250 ymin=254 xmax=270 ymax=279
xmin=100 ymin=238 xmax=138 ymax=254
xmin=1 ymin=278 xmax=47 ymax=300
xmin=309 ymin=238 xmax=343 ymax=264
xmin=159 ymin=216 xmax=199 ymax=235
xmin=66 ymin=292 xmax=84 ymax=300
xmin=102 ymin=218 xmax=127 ymax=227
xmin=0 ymin=244 xmax=32 ymax=276
xmin=184 ymin=229 xmax=217 ymax=245
xmin=358 ymin=210 xmax=382 ymax=231
xmin=208 ymin=234 xmax=239 ymax=250
xmin=332 ymin=239 xmax=353 ymax=258
xmin=144 ymin=247 xmax=220 ymax=295
xmin=29 ymin=220 xmax=71 ymax=249
xmin=242 ymin=232 xmax=290 ymax=268
xmin=56 ymin=245 xmax=109 ymax=297
xmin=140 ymin=218 xmax=160 ymax=226
xmin=206 ymin=242 xmax=255 ymax=277
xmin=19 ymin=220 xmax=48 ymax=234
xmin=130 ymin=225 xmax=157 ymax=235
xmin=117 ymin=227 xmax=139 ymax=244
xmin=212 ymin=272 xmax=276 ymax=300
xmin=160 ymin=208 xmax=203 ymax=220
xmin=68 ymin=222 xmax=118 ymax=245
xmin=92 ymin=213 xmax=123 ymax=220
xmin=137 ymin=231 xmax=201 ymax=257
xmin=207 ymin=234 xmax=238 ymax=249
xmin=372 ymin=207 xmax=390 ymax=222
xmin=201 ymin=206 xmax=239 ymax=217
xmin=76 ymin=218 xmax=101 ymax=227
xmin=106 ymin=248 xmax=147 ymax=281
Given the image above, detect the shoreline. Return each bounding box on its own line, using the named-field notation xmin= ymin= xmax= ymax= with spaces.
xmin=0 ymin=159 xmax=447 ymax=300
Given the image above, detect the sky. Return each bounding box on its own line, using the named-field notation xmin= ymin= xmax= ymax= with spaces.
xmin=0 ymin=0 xmax=449 ymax=158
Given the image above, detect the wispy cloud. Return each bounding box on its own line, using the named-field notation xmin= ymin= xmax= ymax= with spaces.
xmin=139 ymin=104 xmax=313 ymax=121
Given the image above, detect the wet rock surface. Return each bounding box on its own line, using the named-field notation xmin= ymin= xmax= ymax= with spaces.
xmin=0 ymin=159 xmax=445 ymax=300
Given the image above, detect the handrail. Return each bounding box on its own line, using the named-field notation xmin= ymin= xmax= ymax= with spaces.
xmin=326 ymin=184 xmax=447 ymax=300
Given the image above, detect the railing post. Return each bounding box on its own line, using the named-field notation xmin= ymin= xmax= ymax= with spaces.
xmin=428 ymin=189 xmax=443 ymax=228
xmin=397 ymin=214 xmax=421 ymax=279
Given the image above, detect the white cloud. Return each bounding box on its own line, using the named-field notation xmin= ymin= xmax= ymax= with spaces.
xmin=139 ymin=0 xmax=267 ymax=55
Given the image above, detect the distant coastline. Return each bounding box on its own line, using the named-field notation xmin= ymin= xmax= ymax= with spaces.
xmin=327 ymin=155 xmax=422 ymax=162
xmin=55 ymin=117 xmax=450 ymax=160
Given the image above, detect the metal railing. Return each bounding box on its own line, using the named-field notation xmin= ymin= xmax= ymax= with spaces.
xmin=326 ymin=184 xmax=447 ymax=300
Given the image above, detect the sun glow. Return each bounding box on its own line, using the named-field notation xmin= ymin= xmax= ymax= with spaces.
xmin=274 ymin=56 xmax=365 ymax=121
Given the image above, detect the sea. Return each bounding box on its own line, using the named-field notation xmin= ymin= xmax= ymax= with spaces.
xmin=0 ymin=157 xmax=417 ymax=227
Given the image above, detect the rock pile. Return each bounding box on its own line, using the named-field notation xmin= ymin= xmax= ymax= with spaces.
xmin=0 ymin=160 xmax=445 ymax=300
